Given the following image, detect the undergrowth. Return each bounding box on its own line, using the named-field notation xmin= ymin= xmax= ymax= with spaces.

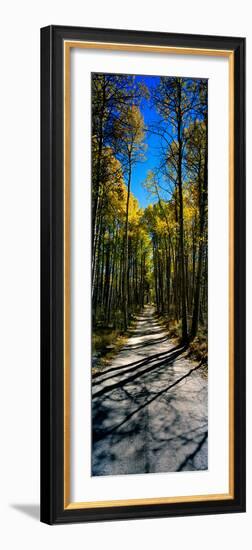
xmin=92 ymin=316 xmax=137 ymax=373
xmin=157 ymin=313 xmax=208 ymax=376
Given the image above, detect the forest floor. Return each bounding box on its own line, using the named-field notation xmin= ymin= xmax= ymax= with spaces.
xmin=92 ymin=305 xmax=208 ymax=476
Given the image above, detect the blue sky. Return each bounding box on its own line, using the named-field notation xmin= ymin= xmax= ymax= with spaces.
xmin=130 ymin=75 xmax=164 ymax=209
xmin=128 ymin=75 xmax=207 ymax=209
xmin=96 ymin=73 xmax=207 ymax=210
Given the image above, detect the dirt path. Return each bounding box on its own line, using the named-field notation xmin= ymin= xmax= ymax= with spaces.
xmin=92 ymin=305 xmax=208 ymax=476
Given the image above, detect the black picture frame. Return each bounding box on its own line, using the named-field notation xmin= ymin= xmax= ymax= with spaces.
xmin=41 ymin=25 xmax=246 ymax=524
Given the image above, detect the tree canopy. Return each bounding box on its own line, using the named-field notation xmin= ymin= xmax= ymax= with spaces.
xmin=92 ymin=73 xmax=208 ymax=345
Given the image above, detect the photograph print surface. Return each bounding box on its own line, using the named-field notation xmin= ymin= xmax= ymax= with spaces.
xmin=91 ymin=72 xmax=208 ymax=476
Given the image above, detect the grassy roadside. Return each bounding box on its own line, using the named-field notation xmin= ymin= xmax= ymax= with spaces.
xmin=156 ymin=314 xmax=208 ymax=378
xmin=92 ymin=315 xmax=137 ymax=374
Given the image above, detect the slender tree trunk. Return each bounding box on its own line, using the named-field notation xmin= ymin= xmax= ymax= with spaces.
xmin=123 ymin=152 xmax=132 ymax=330
xmin=177 ymin=80 xmax=188 ymax=342
xmin=92 ymin=79 xmax=106 ymax=282
xmin=153 ymin=240 xmax=159 ymax=312
xmin=190 ymin=119 xmax=208 ymax=340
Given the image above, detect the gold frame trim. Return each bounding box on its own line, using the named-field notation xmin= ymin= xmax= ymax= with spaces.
xmin=63 ymin=40 xmax=235 ymax=510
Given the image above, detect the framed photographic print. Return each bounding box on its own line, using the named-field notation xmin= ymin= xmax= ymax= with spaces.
xmin=40 ymin=26 xmax=246 ymax=524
